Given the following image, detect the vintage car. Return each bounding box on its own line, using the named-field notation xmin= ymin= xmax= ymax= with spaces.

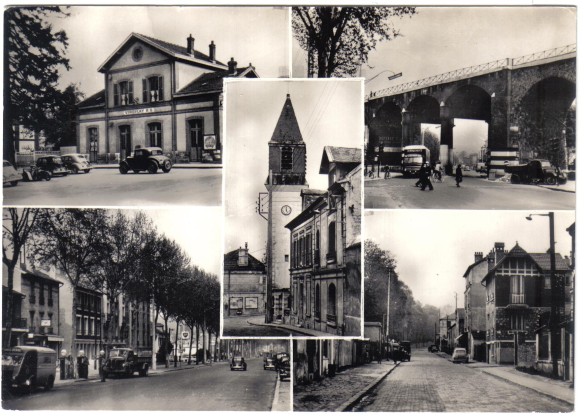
xmin=263 ymin=356 xmax=276 ymax=370
xmin=505 ymin=159 xmax=566 ymax=185
xmin=230 ymin=356 xmax=247 ymax=371
xmin=36 ymin=155 xmax=69 ymax=177
xmin=119 ymin=147 xmax=172 ymax=174
xmin=278 ymin=358 xmax=291 ymax=381
xmin=3 ymin=160 xmax=21 ymax=186
xmin=61 ymin=153 xmax=92 ymax=174
xmin=428 ymin=344 xmax=439 ymax=353
xmin=2 ymin=346 xmax=57 ymax=393
xmin=103 ymin=348 xmax=151 ymax=377
xmin=452 ymin=348 xmax=469 ymax=364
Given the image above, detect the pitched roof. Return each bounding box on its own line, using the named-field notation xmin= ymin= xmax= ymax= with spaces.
xmin=78 ymin=89 xmax=105 ymax=109
xmin=98 ymin=32 xmax=227 ymax=73
xmin=270 ymin=94 xmax=304 ymax=144
xmin=224 ymin=249 xmax=266 ymax=272
xmin=528 ymin=253 xmax=572 ymax=272
xmin=176 ymin=66 xmax=258 ymax=95
xmin=319 ymin=146 xmax=362 ymax=174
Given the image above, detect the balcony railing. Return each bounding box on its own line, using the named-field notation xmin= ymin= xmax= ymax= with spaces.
xmin=511 ymin=293 xmax=525 ymax=304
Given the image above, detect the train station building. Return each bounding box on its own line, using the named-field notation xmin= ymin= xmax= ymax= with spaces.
xmin=77 ymin=32 xmax=258 ymax=163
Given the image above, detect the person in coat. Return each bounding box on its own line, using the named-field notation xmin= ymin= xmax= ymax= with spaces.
xmin=421 ymin=163 xmax=434 ymax=191
xmin=456 ymin=164 xmax=463 ymax=187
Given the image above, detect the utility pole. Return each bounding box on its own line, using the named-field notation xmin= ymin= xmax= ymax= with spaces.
xmin=386 ymin=269 xmax=391 ymax=340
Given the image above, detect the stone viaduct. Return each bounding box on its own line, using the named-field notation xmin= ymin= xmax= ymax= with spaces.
xmin=365 ymin=44 xmax=576 ymax=171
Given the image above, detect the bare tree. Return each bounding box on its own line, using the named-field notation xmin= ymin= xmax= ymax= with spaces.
xmin=2 ymin=208 xmax=40 ymax=346
xmin=293 ymin=6 xmax=416 ymax=77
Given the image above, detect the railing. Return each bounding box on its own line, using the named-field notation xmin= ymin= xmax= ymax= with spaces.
xmin=511 ymin=293 xmax=525 ymax=304
xmin=369 ymin=44 xmax=576 ymax=100
xmin=15 ymin=151 xmax=60 ymax=168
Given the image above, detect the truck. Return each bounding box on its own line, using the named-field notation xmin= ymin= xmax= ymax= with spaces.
xmin=102 ymin=348 xmax=151 ymax=378
xmin=401 ymin=145 xmax=430 ymax=176
xmin=2 ymin=346 xmax=57 ymax=393
xmin=505 ymin=159 xmax=566 ymax=185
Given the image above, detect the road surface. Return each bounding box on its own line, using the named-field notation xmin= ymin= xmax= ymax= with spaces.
xmin=2 ymin=358 xmax=284 ymax=411
xmin=365 ymin=175 xmax=575 ymax=209
xmin=3 ymin=167 xmax=222 ymax=206
xmin=353 ymin=350 xmax=572 ymax=412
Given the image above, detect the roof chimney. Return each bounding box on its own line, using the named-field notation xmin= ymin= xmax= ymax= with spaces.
xmin=186 ymin=34 xmax=195 ymax=55
xmin=209 ymin=41 xmax=216 ymax=62
xmin=228 ymin=57 xmax=237 ymax=75
xmin=495 ymin=242 xmax=506 ymax=262
xmin=487 ymin=250 xmax=495 ymax=271
xmin=474 ymin=252 xmax=483 ymax=263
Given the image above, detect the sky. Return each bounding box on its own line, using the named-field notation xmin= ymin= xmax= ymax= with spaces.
xmin=292 ymin=6 xmax=577 ymax=92
xmin=223 ymin=79 xmax=363 ymax=258
xmin=146 ymin=207 xmax=223 ymax=277
xmin=365 ymin=210 xmax=575 ymax=313
xmin=47 ymin=6 xmax=290 ymax=96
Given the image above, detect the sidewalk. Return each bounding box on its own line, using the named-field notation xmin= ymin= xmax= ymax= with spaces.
xmin=54 ymin=360 xmax=202 ymax=386
xmin=435 ymin=352 xmax=574 ymax=405
xmin=294 ymin=361 xmax=398 ymax=412
xmin=247 ymin=316 xmax=349 ymax=338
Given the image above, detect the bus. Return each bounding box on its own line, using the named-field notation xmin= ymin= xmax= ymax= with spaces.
xmin=401 ymin=145 xmax=430 ymax=176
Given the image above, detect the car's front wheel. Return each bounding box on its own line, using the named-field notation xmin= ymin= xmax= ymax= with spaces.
xmin=147 ymin=161 xmax=158 ymax=174
xmin=119 ymin=163 xmax=129 ymax=174
xmin=72 ymin=166 xmax=79 ymax=174
xmin=162 ymin=160 xmax=172 ymax=173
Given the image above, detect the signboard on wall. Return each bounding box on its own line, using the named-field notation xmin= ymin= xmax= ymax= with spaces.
xmin=204 ymin=135 xmax=217 ymax=150
xmin=245 ymin=297 xmax=258 ymax=309
xmin=41 ymin=319 xmax=51 ymax=327
xmin=230 ymin=297 xmax=243 ymax=309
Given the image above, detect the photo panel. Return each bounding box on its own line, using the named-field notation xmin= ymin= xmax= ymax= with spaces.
xmin=3 ymin=6 xmax=291 ymax=207
xmin=222 ymin=79 xmax=364 ymax=338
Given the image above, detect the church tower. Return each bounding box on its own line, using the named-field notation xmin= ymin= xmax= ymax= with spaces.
xmin=265 ymin=94 xmax=308 ymax=322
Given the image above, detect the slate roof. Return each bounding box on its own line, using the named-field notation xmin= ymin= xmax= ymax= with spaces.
xmin=528 ymin=253 xmax=572 ymax=272
xmin=176 ymin=66 xmax=257 ymax=95
xmin=138 ymin=33 xmax=225 ymax=66
xmin=319 ymin=146 xmax=362 ymax=174
xmin=224 ymin=249 xmax=266 ymax=272
xmin=270 ymin=94 xmax=304 ymax=144
xmin=78 ymin=89 xmax=106 ymax=109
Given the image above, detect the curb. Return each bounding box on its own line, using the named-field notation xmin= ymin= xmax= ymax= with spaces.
xmin=536 ymin=184 xmax=575 ymax=194
xmin=478 ymin=368 xmax=574 ymax=407
xmin=271 ymin=374 xmax=281 ymax=411
xmin=248 ymin=320 xmax=334 ymax=338
xmin=336 ymin=363 xmax=399 ymax=412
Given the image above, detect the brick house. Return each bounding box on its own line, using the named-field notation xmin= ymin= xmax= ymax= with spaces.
xmin=77 ymin=32 xmax=258 ymax=163
xmin=286 ymin=146 xmax=362 ymax=337
xmin=482 ymin=242 xmax=571 ymax=367
xmin=223 ymin=244 xmax=266 ymax=317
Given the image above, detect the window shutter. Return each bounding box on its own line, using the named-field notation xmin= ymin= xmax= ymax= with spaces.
xmin=114 ymin=83 xmax=119 ymax=106
xmin=142 ymin=79 xmax=148 ymax=103
xmin=128 ymin=80 xmax=134 ymax=103
xmin=158 ymin=76 xmax=164 ymax=101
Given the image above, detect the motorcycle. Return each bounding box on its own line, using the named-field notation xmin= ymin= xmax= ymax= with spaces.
xmin=22 ymin=166 xmax=52 ymax=182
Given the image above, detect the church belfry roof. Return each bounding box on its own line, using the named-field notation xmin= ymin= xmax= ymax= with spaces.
xmin=270 ymin=94 xmax=304 ymax=144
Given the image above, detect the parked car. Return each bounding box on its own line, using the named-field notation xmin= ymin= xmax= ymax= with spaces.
xmin=505 ymin=159 xmax=566 ymax=185
xmin=428 ymin=344 xmax=439 ymax=353
xmin=278 ymin=358 xmax=291 ymax=381
xmin=181 ymin=348 xmax=198 ymax=363
xmin=103 ymin=348 xmax=151 ymax=377
xmin=36 ymin=155 xmax=69 ymax=177
xmin=230 ymin=356 xmax=247 ymax=371
xmin=274 ymin=352 xmax=289 ymax=372
xmin=61 ymin=153 xmax=92 ymax=174
xmin=22 ymin=166 xmax=52 ymax=182
xmin=452 ymin=348 xmax=468 ymax=364
xmin=263 ymin=356 xmax=276 ymax=370
xmin=2 ymin=346 xmax=57 ymax=393
xmin=119 ymin=147 xmax=172 ymax=174
xmin=3 ymin=160 xmax=21 ymax=186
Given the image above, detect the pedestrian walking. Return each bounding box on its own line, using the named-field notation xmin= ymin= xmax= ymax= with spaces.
xmin=421 ymin=163 xmax=434 ymax=191
xmin=415 ymin=164 xmax=426 ymax=188
xmin=456 ymin=164 xmax=463 ymax=187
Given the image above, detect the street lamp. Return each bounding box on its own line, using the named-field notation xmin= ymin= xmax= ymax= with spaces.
xmin=526 ymin=212 xmax=560 ymax=378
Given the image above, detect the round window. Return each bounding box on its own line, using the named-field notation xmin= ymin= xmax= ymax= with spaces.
xmin=132 ymin=47 xmax=143 ymax=62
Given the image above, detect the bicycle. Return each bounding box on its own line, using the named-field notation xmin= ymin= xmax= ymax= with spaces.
xmin=431 ymin=170 xmax=443 ymax=183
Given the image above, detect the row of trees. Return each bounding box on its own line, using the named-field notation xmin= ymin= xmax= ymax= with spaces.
xmin=3 ymin=208 xmax=219 ymax=366
xmin=365 ymin=240 xmax=438 ymax=344
xmin=4 ymin=7 xmax=82 ymax=162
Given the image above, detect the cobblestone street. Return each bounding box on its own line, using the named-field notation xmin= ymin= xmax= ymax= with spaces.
xmin=354 ymin=350 xmax=572 ymax=412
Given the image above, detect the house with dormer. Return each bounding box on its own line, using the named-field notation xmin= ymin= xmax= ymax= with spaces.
xmin=481 ymin=242 xmax=572 ymax=367
xmin=77 ymin=32 xmax=259 ymax=163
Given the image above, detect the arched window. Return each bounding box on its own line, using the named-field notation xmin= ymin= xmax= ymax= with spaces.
xmin=281 ymin=146 xmax=292 ymax=171
xmin=327 ymin=283 xmax=336 ymax=322
xmin=327 ymin=221 xmax=336 ymax=261
xmin=315 ymin=283 xmax=321 ymax=319
xmin=148 ymin=122 xmax=162 ymax=147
